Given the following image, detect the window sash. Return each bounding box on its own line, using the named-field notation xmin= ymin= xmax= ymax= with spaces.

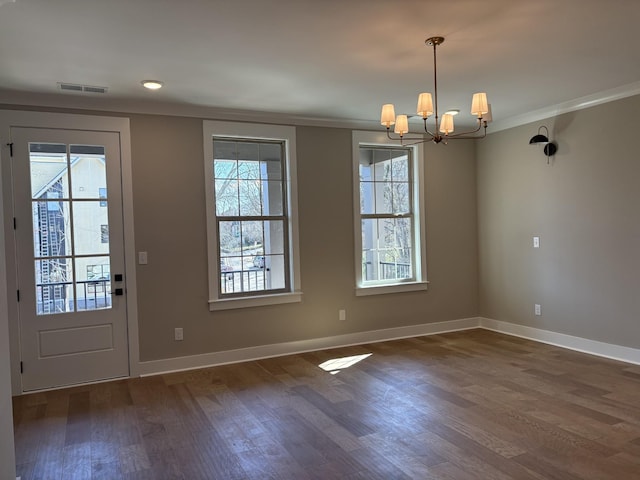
xmin=212 ymin=138 xmax=291 ymax=298
xmin=359 ymin=145 xmax=416 ymax=285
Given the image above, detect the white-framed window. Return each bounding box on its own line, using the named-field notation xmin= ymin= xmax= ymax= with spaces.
xmin=203 ymin=121 xmax=302 ymax=310
xmin=352 ymin=131 xmax=427 ymax=296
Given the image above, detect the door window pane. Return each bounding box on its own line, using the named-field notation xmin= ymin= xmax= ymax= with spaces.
xmin=35 ymin=258 xmax=74 ymax=314
xmin=29 ymin=144 xmax=70 ymax=199
xmin=29 ymin=142 xmax=112 ymax=315
xmin=73 ymin=201 xmax=110 ymax=256
xmin=76 ymin=257 xmax=111 ymax=311
xmin=32 ymin=200 xmax=71 ymax=258
xmin=70 ymin=145 xmax=106 ymax=199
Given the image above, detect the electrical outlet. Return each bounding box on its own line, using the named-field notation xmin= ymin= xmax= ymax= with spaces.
xmin=339 ymin=309 xmax=346 ymax=321
xmin=174 ymin=327 xmax=184 ymax=341
xmin=534 ymin=304 xmax=541 ymax=316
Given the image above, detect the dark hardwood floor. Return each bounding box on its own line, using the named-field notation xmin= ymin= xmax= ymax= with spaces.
xmin=12 ymin=329 xmax=640 ymax=479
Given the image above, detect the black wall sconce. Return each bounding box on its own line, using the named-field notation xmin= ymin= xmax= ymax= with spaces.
xmin=529 ymin=125 xmax=557 ymax=159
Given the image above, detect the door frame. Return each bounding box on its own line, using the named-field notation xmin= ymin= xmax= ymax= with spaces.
xmin=0 ymin=110 xmax=140 ymax=394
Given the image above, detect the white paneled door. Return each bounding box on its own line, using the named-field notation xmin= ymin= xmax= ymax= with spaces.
xmin=11 ymin=127 xmax=129 ymax=391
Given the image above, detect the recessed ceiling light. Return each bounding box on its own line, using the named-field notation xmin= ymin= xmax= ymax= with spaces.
xmin=141 ymin=80 xmax=163 ymax=90
xmin=444 ymin=109 xmax=460 ymax=116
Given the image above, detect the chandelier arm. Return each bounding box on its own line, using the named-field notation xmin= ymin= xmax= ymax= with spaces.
xmin=446 ymin=120 xmax=484 ymax=138
xmin=385 ymin=128 xmax=431 ymax=144
xmin=442 ymin=124 xmax=488 ymax=140
xmin=402 ymin=138 xmax=432 ymax=146
xmin=422 ymin=118 xmax=438 ymax=137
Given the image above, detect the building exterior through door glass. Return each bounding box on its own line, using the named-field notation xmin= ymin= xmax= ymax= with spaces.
xmin=28 ymin=143 xmax=112 ymax=314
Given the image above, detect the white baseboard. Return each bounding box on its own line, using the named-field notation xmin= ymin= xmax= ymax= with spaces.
xmin=480 ymin=317 xmax=640 ymax=366
xmin=137 ymin=316 xmax=640 ymax=378
xmin=138 ymin=317 xmax=480 ymax=376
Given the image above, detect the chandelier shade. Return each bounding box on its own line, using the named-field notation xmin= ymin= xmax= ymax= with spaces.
xmin=417 ymin=93 xmax=434 ymax=118
xmin=380 ymin=36 xmax=491 ymax=144
xmin=471 ymin=93 xmax=489 ymax=117
xmin=380 ymin=104 xmax=396 ymax=127
xmin=394 ymin=115 xmax=409 ymax=135
xmin=440 ymin=114 xmax=454 ymax=134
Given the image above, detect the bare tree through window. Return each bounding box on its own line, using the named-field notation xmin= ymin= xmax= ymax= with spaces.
xmin=213 ymin=139 xmax=289 ymax=296
xmin=359 ymin=147 xmax=414 ymax=282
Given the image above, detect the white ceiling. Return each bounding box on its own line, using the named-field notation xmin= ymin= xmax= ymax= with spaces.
xmin=1 ymin=0 xmax=640 ymax=131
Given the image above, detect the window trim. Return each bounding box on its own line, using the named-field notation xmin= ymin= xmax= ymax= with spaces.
xmin=203 ymin=120 xmax=302 ymax=310
xmin=352 ymin=131 xmax=428 ymax=296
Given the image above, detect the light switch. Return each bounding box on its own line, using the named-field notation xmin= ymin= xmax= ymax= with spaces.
xmin=138 ymin=251 xmax=148 ymax=265
xmin=533 ymin=236 xmax=540 ymax=248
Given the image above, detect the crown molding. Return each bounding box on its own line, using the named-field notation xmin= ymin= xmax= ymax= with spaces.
xmin=0 ymin=88 xmax=379 ymax=130
xmin=2 ymin=81 xmax=640 ymax=134
xmin=490 ymin=80 xmax=640 ymax=132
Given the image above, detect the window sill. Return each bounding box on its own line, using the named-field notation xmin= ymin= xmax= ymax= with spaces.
xmin=355 ymin=281 xmax=429 ymax=297
xmin=209 ymin=291 xmax=303 ymax=311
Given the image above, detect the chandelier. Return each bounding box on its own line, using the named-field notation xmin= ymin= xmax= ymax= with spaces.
xmin=380 ymin=36 xmax=491 ymax=144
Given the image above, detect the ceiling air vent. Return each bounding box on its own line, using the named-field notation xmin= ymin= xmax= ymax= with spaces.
xmin=58 ymin=83 xmax=108 ymax=94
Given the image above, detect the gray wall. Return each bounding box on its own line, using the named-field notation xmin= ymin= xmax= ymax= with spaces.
xmin=129 ymin=115 xmax=479 ymax=361
xmin=477 ymin=96 xmax=640 ymax=349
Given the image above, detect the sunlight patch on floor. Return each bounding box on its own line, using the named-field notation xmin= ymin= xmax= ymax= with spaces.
xmin=318 ymin=353 xmax=372 ymax=375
